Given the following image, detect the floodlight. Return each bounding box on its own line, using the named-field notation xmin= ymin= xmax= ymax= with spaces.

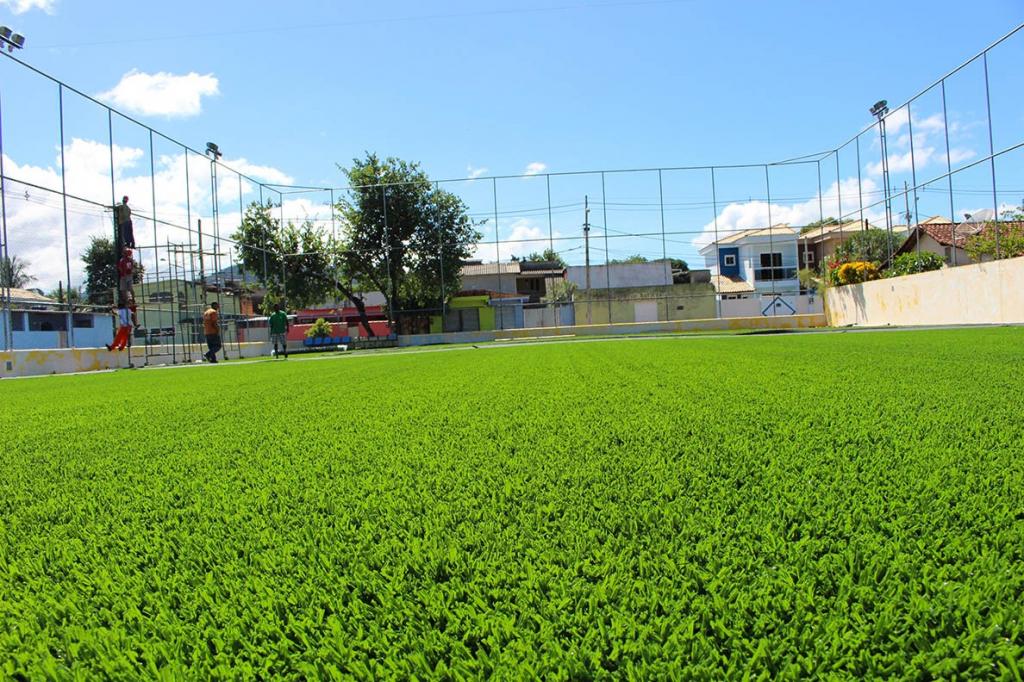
xmin=11 ymin=34 xmax=24 ymax=49
xmin=205 ymin=141 xmax=222 ymax=159
xmin=0 ymin=27 xmax=11 ymax=42
xmin=869 ymin=100 xmax=888 ymax=118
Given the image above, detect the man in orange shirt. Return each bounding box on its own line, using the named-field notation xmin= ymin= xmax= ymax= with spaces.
xmin=203 ymin=301 xmax=221 ymax=363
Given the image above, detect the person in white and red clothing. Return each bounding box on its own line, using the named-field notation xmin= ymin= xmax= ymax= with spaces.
xmin=117 ymin=247 xmax=135 ymax=299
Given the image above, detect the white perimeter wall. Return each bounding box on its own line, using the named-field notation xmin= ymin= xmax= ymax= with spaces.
xmin=825 ymin=255 xmax=1024 ymax=327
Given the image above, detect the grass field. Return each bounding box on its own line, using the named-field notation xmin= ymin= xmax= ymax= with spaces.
xmin=2 ymin=328 xmax=1023 ymax=679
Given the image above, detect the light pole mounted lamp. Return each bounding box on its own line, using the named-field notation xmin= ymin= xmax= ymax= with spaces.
xmin=0 ymin=26 xmax=26 ymax=52
xmin=870 ymin=99 xmax=894 ymax=260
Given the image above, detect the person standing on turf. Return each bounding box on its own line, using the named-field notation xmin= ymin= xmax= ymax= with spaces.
xmin=203 ymin=301 xmax=221 ymax=363
xmin=114 ymin=195 xmax=134 ymax=249
xmin=268 ymin=303 xmax=289 ymax=359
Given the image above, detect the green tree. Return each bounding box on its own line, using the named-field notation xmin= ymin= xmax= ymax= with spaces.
xmin=833 ymin=228 xmax=902 ymax=265
xmin=609 ymin=254 xmax=649 ymax=264
xmin=525 ymin=248 xmax=567 ymax=268
xmin=801 ymin=217 xmax=840 ymax=233
xmin=336 ymin=153 xmax=483 ymax=322
xmin=46 ymin=284 xmax=83 ymax=304
xmin=82 ymin=237 xmax=144 ymax=304
xmin=964 ymin=222 xmax=1024 ymax=262
xmin=541 ymin=279 xmax=577 ymax=303
xmin=233 ymin=202 xmax=342 ymax=313
xmin=0 ymin=254 xmax=35 ymax=288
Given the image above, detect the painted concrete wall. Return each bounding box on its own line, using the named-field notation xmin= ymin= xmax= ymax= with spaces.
xmin=573 ymin=284 xmax=717 ymax=325
xmin=459 ymin=273 xmax=518 ymax=294
xmin=1 ymin=312 xmax=114 ymax=350
xmin=1 ymin=348 xmax=128 ymax=378
xmin=720 ymin=294 xmax=824 ymax=319
xmin=523 ymin=304 xmax=574 ymax=328
xmin=566 ymin=261 xmax=672 ymax=289
xmin=825 ymin=255 xmax=1024 ymax=327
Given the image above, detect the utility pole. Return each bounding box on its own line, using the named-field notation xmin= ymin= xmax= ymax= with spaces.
xmin=583 ymin=195 xmax=591 ymax=325
xmin=904 ymin=181 xmax=917 ymax=260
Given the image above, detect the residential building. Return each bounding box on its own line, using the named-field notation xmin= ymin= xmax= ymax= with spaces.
xmin=700 ymin=225 xmax=800 ymax=293
xmin=0 ymin=288 xmax=111 ymax=349
xmin=892 ymin=215 xmax=1015 ymax=266
xmin=700 ymin=225 xmax=821 ymax=318
xmin=796 ymin=219 xmax=875 ymax=270
xmin=565 ymin=259 xmax=673 ymax=290
xmin=459 ymin=260 xmax=564 ymax=302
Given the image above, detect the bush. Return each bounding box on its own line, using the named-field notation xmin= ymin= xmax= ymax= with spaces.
xmin=964 ymin=222 xmax=1024 ymax=262
xmin=305 ymin=318 xmax=333 ymax=339
xmin=833 ymin=228 xmax=901 ymax=264
xmin=885 ymin=252 xmax=945 ymax=278
xmin=835 ymin=261 xmax=879 ymax=285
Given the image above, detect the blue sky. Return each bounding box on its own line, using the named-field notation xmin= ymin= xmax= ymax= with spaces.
xmin=2 ymin=0 xmax=1023 ymax=286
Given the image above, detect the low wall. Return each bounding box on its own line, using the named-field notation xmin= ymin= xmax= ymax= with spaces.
xmin=1 ymin=347 xmax=128 ymax=379
xmin=825 ymin=256 xmax=1024 ymax=327
xmin=1 ymin=341 xmax=274 ymax=379
xmin=400 ymin=313 xmax=825 ymax=346
xmin=398 ymin=330 xmax=499 ymax=347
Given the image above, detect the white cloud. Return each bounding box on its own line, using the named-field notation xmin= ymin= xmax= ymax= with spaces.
xmin=692 ymin=177 xmax=884 ymax=250
xmin=523 ymin=162 xmax=547 ymax=177
xmin=97 ymin=70 xmax=220 ymax=118
xmin=1 ymin=139 xmax=295 ymax=290
xmin=864 ymin=107 xmax=978 ymax=178
xmin=467 ymin=165 xmax=487 ymax=180
xmin=224 ymin=158 xmax=294 ymax=186
xmin=0 ymin=0 xmax=55 ymax=14
xmin=473 ymin=217 xmax=560 ymax=262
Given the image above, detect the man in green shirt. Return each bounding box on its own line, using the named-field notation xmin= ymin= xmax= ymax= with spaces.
xmin=268 ymin=303 xmax=289 ymax=359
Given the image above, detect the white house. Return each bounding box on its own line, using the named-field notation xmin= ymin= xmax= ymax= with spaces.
xmin=565 ymin=259 xmax=673 ymax=290
xmin=699 ymin=225 xmax=821 ymax=318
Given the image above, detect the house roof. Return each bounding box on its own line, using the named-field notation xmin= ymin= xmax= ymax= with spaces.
xmin=700 ymin=225 xmax=797 ymax=254
xmin=710 ymin=275 xmax=756 ymax=294
xmin=7 ymin=287 xmax=56 ymax=305
xmin=716 ymin=224 xmax=796 ymax=245
xmin=896 ymin=219 xmax=1023 ymax=254
xmin=461 ymin=262 xmax=521 ymax=277
xmin=798 ymin=219 xmax=874 ymax=242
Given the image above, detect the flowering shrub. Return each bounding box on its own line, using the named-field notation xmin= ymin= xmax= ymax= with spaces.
xmin=835 ymin=261 xmax=879 ymax=285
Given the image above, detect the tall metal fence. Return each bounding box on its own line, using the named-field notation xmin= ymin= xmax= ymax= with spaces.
xmin=2 ymin=24 xmax=1022 ymax=355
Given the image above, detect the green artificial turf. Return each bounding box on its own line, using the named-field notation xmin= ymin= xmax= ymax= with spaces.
xmin=1 ymin=328 xmax=1022 ymax=679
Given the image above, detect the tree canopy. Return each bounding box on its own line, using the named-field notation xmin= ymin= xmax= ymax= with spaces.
xmin=524 ymin=248 xmax=567 ymax=268
xmin=233 ymin=153 xmax=482 ymax=334
xmin=832 ymin=229 xmax=902 ymax=265
xmin=336 ymin=153 xmax=482 ymax=319
xmin=82 ymin=237 xmax=144 ymax=304
xmin=0 ymin=255 xmax=35 ymax=289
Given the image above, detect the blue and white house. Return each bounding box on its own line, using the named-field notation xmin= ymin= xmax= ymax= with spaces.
xmin=699 ymin=225 xmax=820 ymax=317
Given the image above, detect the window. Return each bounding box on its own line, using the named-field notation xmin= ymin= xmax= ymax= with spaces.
xmin=72 ymin=314 xmax=94 ymax=329
xmin=28 ymin=312 xmax=67 ymax=332
xmin=755 ymin=252 xmax=795 ymax=281
xmin=723 ymin=254 xmax=737 ymax=267
xmin=149 ymin=291 xmax=173 ymax=303
xmin=12 ymin=313 xmax=25 ymax=331
xmin=943 ymin=246 xmax=953 ymax=264
xmin=803 ymin=251 xmax=815 ymax=265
